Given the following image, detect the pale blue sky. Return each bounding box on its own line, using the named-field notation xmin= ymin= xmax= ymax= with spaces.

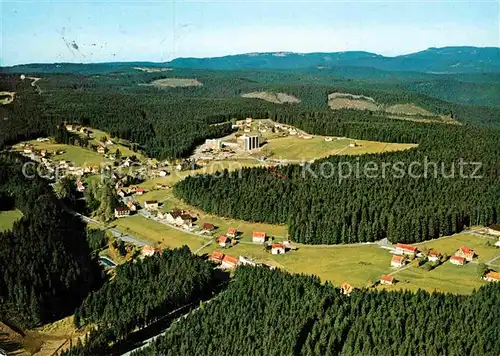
xmin=1 ymin=0 xmax=499 ymax=65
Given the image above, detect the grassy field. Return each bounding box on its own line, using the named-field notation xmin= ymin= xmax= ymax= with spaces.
xmin=21 ymin=141 xmax=110 ymax=167
xmin=0 ymin=209 xmax=23 ymax=231
xmin=241 ymin=91 xmax=300 ymax=104
xmin=150 ymin=78 xmax=202 ymax=87
xmin=264 ymin=135 xmax=417 ymax=160
xmin=385 ymin=103 xmax=435 ymax=116
xmin=381 ymin=262 xmax=487 ymax=294
xmin=113 ymin=215 xmax=207 ymax=251
xmin=86 ymin=128 xmax=146 ymax=160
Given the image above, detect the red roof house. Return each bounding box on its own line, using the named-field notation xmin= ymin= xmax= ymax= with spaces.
xmin=218 ymin=235 xmax=229 ymax=247
xmin=142 ymin=245 xmax=156 ymax=257
xmin=450 ymin=255 xmax=466 ymax=265
xmin=227 ymin=228 xmax=238 ymax=238
xmin=391 ymin=255 xmax=406 ymax=268
xmin=380 ymin=275 xmax=395 ymax=285
xmin=252 ymin=231 xmax=267 ymax=243
xmin=209 ymin=251 xmax=225 ymax=264
xmin=456 ymin=246 xmax=475 ymax=261
xmin=271 ymin=243 xmax=286 ymax=255
xmin=221 ymin=255 xmax=238 ymax=269
xmin=484 ymin=271 xmax=500 ymax=282
xmin=395 ymin=243 xmax=418 ymax=255
xmin=428 ymin=251 xmax=442 ymax=262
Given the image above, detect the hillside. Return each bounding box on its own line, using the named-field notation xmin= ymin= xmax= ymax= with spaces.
xmin=168 ymin=47 xmax=500 ymax=73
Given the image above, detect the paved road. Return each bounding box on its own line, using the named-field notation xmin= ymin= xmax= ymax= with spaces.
xmin=75 ymin=211 xmax=148 ymax=247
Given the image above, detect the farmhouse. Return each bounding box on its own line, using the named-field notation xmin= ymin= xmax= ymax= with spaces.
xmin=210 ymin=251 xmax=225 ymax=264
xmin=218 ymin=235 xmax=230 ymax=248
xmin=142 ymin=245 xmax=156 ymax=257
xmin=221 ymin=255 xmax=238 ymax=269
xmin=114 ymin=206 xmax=130 ymax=218
xmin=483 ymin=271 xmax=500 ymax=282
xmin=227 ymin=227 xmax=238 ymax=238
xmin=380 ymin=275 xmax=395 ymax=286
xmin=395 ymin=243 xmax=418 ymax=256
xmin=428 ymin=251 xmax=442 ymax=262
xmin=450 ymin=256 xmax=466 ymax=265
xmin=340 ymin=282 xmax=354 ymax=296
xmin=202 ymin=223 xmax=215 ymax=233
xmin=126 ymin=201 xmax=137 ymax=212
xmin=136 ymin=187 xmax=145 ymax=195
xmin=252 ymin=231 xmax=267 ymax=244
xmin=166 ymin=209 xmax=193 ymax=228
xmin=455 ymin=246 xmax=475 ymax=261
xmin=271 ymin=243 xmax=286 ymax=255
xmin=486 ymin=224 xmax=500 ymax=236
xmin=391 ymin=255 xmax=406 ymax=268
xmin=239 ymin=256 xmax=257 ymax=266
xmin=144 ymin=200 xmax=159 ymax=210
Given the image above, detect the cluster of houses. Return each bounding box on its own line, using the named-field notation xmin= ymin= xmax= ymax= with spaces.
xmin=380 ymin=243 xmax=482 ymax=286
xmin=209 ymin=251 xmax=274 ymax=270
xmin=251 ymin=231 xmax=295 ymax=254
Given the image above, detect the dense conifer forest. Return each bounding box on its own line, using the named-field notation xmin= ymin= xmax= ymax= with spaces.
xmin=74 ymin=247 xmax=217 ymax=340
xmin=0 ymin=154 xmax=101 ymax=328
xmin=174 ymin=111 xmax=500 ymax=244
xmin=131 ymin=267 xmax=500 ymax=356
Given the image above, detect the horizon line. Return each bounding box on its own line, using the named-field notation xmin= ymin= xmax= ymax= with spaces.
xmin=3 ymin=45 xmax=500 ymax=68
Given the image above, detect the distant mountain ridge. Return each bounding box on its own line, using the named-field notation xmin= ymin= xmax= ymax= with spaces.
xmin=168 ymin=46 xmax=500 ymax=73
xmin=2 ymin=46 xmax=499 ymax=74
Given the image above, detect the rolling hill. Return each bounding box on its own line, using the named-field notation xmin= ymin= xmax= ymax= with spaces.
xmin=168 ymin=47 xmax=500 ymax=73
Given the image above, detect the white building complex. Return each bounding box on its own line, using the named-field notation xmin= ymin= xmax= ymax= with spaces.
xmin=238 ymin=134 xmax=261 ymax=151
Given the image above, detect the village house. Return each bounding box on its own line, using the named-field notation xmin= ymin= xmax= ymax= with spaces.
xmin=218 ymin=235 xmax=230 ymax=248
xmin=450 ymin=255 xmax=466 ymax=265
xmin=221 ymin=255 xmax=239 ymax=269
xmin=495 ymin=239 xmax=500 ymax=248
xmin=135 ymin=187 xmax=145 ymax=195
xmin=210 ymin=251 xmax=225 ymax=264
xmin=483 ymin=271 xmax=500 ymax=282
xmin=380 ymin=275 xmax=395 ymax=286
xmin=455 ymin=246 xmax=475 ymax=261
xmin=271 ymin=243 xmax=286 ymax=255
xmin=97 ymin=145 xmax=106 ymax=154
xmin=486 ymin=224 xmax=500 ymax=236
xmin=428 ymin=251 xmax=442 ymax=262
xmin=117 ymin=189 xmax=127 ymax=198
xmin=252 ymin=231 xmax=267 ymax=244
xmin=227 ymin=228 xmax=238 ymax=238
xmin=76 ymin=180 xmax=85 ymax=192
xmin=114 ymin=206 xmax=130 ymax=218
xmin=126 ymin=201 xmax=137 ymax=212
xmin=166 ymin=209 xmax=193 ymax=228
xmin=239 ymin=256 xmax=257 ymax=267
xmin=142 ymin=245 xmax=156 ymax=258
xmin=23 ymin=144 xmax=33 ymax=154
xmin=202 ymin=223 xmax=215 ymax=233
xmin=391 ymin=255 xmax=406 ymax=268
xmin=340 ymin=282 xmax=354 ymax=296
xmin=395 ymin=243 xmax=418 ymax=256
xmin=65 ymin=124 xmax=74 ymax=132
xmin=144 ymin=200 xmax=159 ymax=210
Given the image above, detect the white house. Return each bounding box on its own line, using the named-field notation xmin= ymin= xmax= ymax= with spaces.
xmin=144 ymin=200 xmax=159 ymax=210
